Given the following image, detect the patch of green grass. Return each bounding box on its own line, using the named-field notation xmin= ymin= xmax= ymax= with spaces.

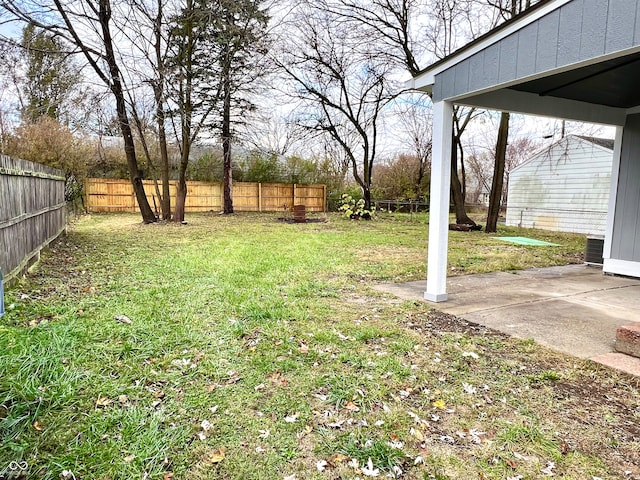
xmin=0 ymin=213 xmax=636 ymax=479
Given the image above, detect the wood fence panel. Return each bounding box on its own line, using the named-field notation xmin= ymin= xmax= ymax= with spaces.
xmin=293 ymin=184 xmax=326 ymax=212
xmin=85 ymin=179 xmax=326 ymax=214
xmin=0 ymin=155 xmax=66 ymax=281
xmin=233 ymin=182 xmax=260 ymax=211
xmin=182 ymin=181 xmax=223 ymax=212
xmin=261 ymin=183 xmax=294 ymax=211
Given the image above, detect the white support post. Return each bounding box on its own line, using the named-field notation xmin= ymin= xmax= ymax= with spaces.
xmin=424 ymin=100 xmax=453 ymax=302
xmin=603 ymin=125 xmax=623 ymax=261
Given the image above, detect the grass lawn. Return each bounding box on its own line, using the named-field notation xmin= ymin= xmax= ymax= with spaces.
xmin=1 ymin=212 xmax=638 ymax=480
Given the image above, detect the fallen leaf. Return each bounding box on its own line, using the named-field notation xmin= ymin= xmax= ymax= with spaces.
xmin=284 ymin=413 xmax=299 ymax=423
xmin=316 ymin=460 xmax=328 ymax=472
xmin=361 ymin=458 xmax=380 ymax=477
xmin=95 ymin=396 xmax=113 ymax=408
xmin=503 ymin=458 xmax=518 ymax=469
xmin=124 ymin=454 xmax=135 ymax=463
xmin=410 ymin=427 xmax=424 ymax=441
xmin=283 ymin=475 xmax=296 ymax=480
xmin=269 ymin=372 xmax=287 ymax=387
xmin=327 ymin=419 xmax=345 ymax=428
xmin=33 ymin=421 xmax=43 ymax=431
xmin=462 ymin=351 xmax=480 ymax=359
xmin=114 ymin=315 xmax=132 ymax=324
xmin=225 ymin=372 xmax=241 ymax=385
xmin=560 ymin=439 xmax=569 ymax=455
xmin=298 ymin=344 xmax=309 ymax=354
xmin=201 ymin=419 xmax=213 ymax=431
xmin=118 ymin=395 xmax=129 ymax=404
xmin=463 ymin=382 xmax=477 ymax=395
xmin=255 ymin=445 xmax=266 ymax=453
xmin=541 ymin=461 xmax=555 ymax=476
xmin=204 ymin=448 xmax=226 ymax=464
xmin=163 ymin=473 xmax=174 ymax=480
xmin=345 ymin=401 xmax=359 ymax=412
xmin=329 ymin=453 xmax=349 ymax=465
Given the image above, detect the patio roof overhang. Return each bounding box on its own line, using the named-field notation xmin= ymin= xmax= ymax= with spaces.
xmin=411 ymin=0 xmax=640 ymax=302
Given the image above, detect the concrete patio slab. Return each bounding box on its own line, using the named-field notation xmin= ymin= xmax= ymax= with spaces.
xmin=374 ymin=265 xmax=640 ymax=376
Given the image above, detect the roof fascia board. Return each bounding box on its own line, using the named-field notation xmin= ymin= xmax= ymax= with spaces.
xmin=438 ymin=45 xmax=640 ymax=104
xmin=411 ymin=0 xmax=573 ymax=87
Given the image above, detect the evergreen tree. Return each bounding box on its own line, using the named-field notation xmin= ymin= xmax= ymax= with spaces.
xmin=21 ymin=23 xmax=78 ymax=123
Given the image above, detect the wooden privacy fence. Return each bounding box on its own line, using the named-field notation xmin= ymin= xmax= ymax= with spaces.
xmin=0 ymin=155 xmax=66 ymax=282
xmin=85 ymin=179 xmax=327 ymax=214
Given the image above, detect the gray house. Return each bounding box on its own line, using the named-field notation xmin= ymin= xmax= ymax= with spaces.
xmin=409 ymin=0 xmax=640 ymax=302
xmin=506 ymin=135 xmax=613 ymax=235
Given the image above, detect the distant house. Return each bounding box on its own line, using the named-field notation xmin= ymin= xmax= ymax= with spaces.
xmin=505 ymin=135 xmax=613 ymax=235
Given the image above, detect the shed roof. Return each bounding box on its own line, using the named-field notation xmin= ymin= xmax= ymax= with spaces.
xmin=576 ymin=136 xmax=615 ymax=151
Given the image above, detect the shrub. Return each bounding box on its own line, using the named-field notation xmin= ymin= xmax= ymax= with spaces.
xmin=338 ymin=193 xmax=375 ymax=220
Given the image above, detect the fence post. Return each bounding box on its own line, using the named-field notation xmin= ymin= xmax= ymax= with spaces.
xmin=293 ymin=184 xmax=297 ymax=206
xmin=258 ymin=183 xmax=262 ymax=212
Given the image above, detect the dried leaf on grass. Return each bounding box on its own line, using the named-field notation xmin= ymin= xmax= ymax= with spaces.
xmin=361 ymin=458 xmax=380 ymax=477
xmin=95 ymin=396 xmax=113 ymax=408
xmin=114 ymin=315 xmax=132 ymax=324
xmin=204 ymin=448 xmax=226 ymax=464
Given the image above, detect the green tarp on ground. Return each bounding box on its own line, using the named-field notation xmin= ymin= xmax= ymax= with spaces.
xmin=496 ymin=236 xmax=561 ymax=246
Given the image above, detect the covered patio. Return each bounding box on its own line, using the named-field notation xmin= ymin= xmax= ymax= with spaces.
xmin=408 ymin=0 xmax=640 ymax=303
xmin=375 ymin=265 xmax=640 ymax=376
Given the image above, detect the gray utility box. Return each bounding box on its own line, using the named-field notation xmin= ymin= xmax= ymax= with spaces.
xmin=585 ymin=235 xmax=605 ymax=265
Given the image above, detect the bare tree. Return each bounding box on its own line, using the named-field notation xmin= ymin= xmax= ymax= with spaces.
xmin=320 ymin=0 xmax=484 ymax=224
xmin=484 ymin=0 xmax=540 ymax=232
xmin=393 ymin=96 xmax=432 ymax=198
xmin=275 ymin=6 xmax=399 ymax=212
xmin=120 ymin=0 xmax=173 ymax=220
xmin=1 ymin=0 xmax=157 ymax=222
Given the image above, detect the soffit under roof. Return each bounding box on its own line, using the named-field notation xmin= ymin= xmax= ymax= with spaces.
xmin=508 ymin=51 xmax=640 ymax=109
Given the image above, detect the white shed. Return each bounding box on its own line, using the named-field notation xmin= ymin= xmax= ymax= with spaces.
xmin=505 ymin=135 xmax=613 ymax=235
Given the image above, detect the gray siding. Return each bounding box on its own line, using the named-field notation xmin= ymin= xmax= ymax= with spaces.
xmin=505 ymin=136 xmax=612 ymax=235
xmin=611 ymin=114 xmax=640 ymax=261
xmin=433 ymin=0 xmax=640 ymax=101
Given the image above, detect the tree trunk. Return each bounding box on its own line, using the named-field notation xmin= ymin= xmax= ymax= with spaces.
xmin=99 ymin=0 xmax=156 ymax=223
xmin=450 ymin=134 xmax=476 ymax=225
xmin=174 ymin=176 xmax=187 ymax=223
xmin=154 ymin=2 xmax=171 ymax=220
xmin=173 ymin=0 xmax=193 ymax=223
xmin=222 ymin=69 xmax=233 ymax=214
xmin=173 ymin=142 xmax=189 ymax=222
xmin=158 ymin=102 xmax=171 ymax=220
xmin=486 ymin=112 xmax=509 ymax=233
